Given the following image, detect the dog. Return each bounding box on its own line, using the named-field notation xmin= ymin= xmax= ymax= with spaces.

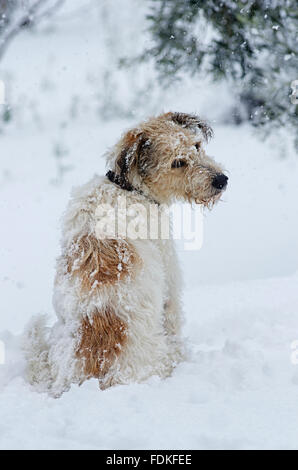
xmin=24 ymin=112 xmax=228 ymax=396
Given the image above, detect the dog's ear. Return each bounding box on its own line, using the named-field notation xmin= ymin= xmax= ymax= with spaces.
xmin=117 ymin=131 xmax=151 ymax=179
xmin=166 ymin=112 xmax=214 ymax=142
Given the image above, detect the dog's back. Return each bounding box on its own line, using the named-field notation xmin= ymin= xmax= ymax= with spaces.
xmin=24 ymin=174 xmax=183 ymax=396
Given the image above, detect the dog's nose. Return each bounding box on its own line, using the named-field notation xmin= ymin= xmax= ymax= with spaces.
xmin=212 ymin=174 xmax=228 ymax=190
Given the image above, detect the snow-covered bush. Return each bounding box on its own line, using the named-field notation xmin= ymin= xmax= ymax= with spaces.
xmin=141 ymin=0 xmax=298 ymax=146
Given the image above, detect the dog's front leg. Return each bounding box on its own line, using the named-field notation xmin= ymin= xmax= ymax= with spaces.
xmin=161 ymin=239 xmax=183 ymax=334
xmin=160 ymin=240 xmax=186 ymax=362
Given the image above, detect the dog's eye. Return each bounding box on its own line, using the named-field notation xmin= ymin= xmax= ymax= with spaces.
xmin=195 ymin=142 xmax=201 ymax=151
xmin=171 ymin=159 xmax=187 ymax=169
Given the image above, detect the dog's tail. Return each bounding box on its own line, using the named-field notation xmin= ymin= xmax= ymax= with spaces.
xmin=22 ymin=315 xmax=52 ymax=391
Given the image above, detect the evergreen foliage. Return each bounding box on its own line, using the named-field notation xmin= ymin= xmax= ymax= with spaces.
xmin=143 ymin=0 xmax=298 ymax=142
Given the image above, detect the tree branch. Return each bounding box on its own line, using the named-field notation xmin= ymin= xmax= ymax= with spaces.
xmin=0 ymin=0 xmax=65 ymax=62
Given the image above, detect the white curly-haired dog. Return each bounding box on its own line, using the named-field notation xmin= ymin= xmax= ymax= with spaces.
xmin=24 ymin=112 xmax=228 ymax=397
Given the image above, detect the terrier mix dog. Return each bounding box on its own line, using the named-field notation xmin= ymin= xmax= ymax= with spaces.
xmin=24 ymin=112 xmax=228 ymax=396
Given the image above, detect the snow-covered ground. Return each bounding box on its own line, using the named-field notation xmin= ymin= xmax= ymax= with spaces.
xmin=0 ymin=0 xmax=297 ymax=450
xmin=1 ymin=274 xmax=298 ymax=450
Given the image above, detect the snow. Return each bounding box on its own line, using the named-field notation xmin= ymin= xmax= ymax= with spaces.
xmin=1 ymin=275 xmax=298 ymax=450
xmin=0 ymin=0 xmax=297 ymax=450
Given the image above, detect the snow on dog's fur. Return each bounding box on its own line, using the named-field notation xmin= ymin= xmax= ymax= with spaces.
xmin=23 ymin=112 xmax=228 ymax=396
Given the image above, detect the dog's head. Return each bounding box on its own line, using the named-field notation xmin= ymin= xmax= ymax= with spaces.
xmin=107 ymin=112 xmax=228 ymax=206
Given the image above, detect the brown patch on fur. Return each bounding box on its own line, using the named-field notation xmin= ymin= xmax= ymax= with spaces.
xmin=66 ymin=234 xmax=140 ymax=291
xmin=76 ymin=307 xmax=127 ymax=378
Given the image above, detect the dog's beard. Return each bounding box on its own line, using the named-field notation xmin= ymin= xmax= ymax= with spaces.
xmin=188 ymin=191 xmax=222 ymax=210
